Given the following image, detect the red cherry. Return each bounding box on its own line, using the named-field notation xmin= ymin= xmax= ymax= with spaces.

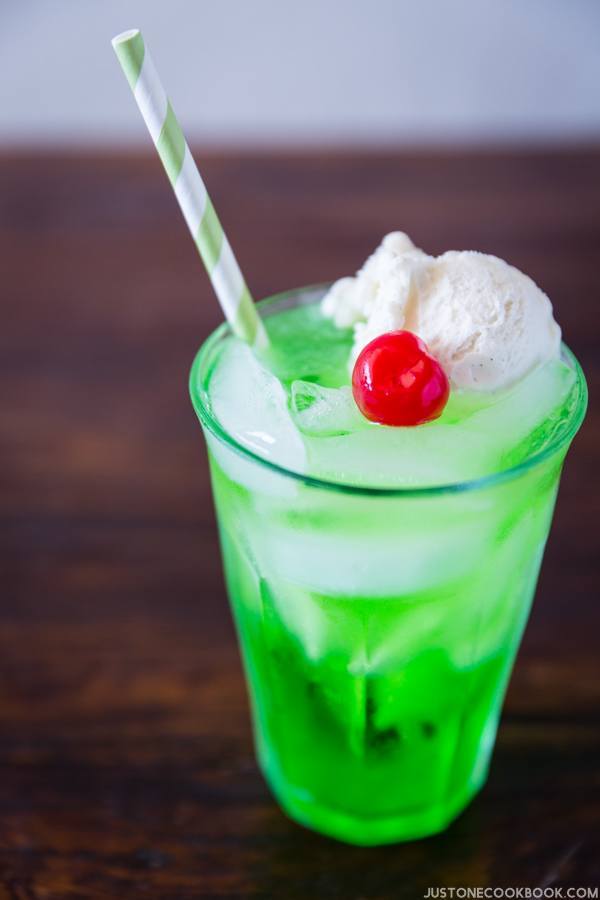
xmin=351 ymin=330 xmax=450 ymax=426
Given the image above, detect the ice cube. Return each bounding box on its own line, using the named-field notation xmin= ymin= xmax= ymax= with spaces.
xmin=206 ymin=342 xmax=306 ymax=495
xmin=302 ymin=423 xmax=499 ymax=488
xmin=465 ymin=359 xmax=576 ymax=466
xmin=248 ymin=491 xmax=495 ymax=598
xmin=290 ymin=381 xmax=366 ymax=436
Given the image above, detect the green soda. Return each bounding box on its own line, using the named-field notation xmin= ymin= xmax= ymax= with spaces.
xmin=190 ymin=286 xmax=586 ymax=845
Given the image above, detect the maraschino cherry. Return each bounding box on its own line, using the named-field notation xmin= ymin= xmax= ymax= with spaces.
xmin=351 ymin=330 xmax=449 ymax=426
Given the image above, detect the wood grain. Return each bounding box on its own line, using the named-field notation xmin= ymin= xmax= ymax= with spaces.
xmin=0 ymin=148 xmax=598 ymax=898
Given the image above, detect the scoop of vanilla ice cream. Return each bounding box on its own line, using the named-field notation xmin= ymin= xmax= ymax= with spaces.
xmin=322 ymin=233 xmax=561 ymax=391
xmin=322 ymin=231 xmax=430 ymax=328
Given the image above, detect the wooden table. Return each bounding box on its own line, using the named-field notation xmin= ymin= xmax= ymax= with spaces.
xmin=1 ymin=149 xmax=598 ymax=898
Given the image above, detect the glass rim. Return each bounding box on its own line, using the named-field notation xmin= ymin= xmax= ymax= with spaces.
xmin=189 ymin=283 xmax=588 ymax=498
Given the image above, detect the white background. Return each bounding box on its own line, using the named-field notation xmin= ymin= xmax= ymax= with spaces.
xmin=1 ymin=0 xmax=599 ymax=145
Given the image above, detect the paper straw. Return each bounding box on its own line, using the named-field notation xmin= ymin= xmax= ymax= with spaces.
xmin=112 ymin=29 xmax=266 ymax=347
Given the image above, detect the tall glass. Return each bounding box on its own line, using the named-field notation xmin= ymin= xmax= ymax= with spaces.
xmin=189 ymin=286 xmax=586 ymax=846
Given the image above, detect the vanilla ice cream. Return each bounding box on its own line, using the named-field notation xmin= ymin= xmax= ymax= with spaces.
xmin=322 ymin=233 xmax=561 ymax=391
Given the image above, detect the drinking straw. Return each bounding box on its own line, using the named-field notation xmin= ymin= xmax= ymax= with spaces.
xmin=112 ymin=29 xmax=267 ymax=347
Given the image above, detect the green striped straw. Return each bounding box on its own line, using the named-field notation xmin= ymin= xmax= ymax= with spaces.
xmin=112 ymin=29 xmax=267 ymax=347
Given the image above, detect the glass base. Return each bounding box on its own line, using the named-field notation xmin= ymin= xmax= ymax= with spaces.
xmin=262 ymin=759 xmax=486 ymax=846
